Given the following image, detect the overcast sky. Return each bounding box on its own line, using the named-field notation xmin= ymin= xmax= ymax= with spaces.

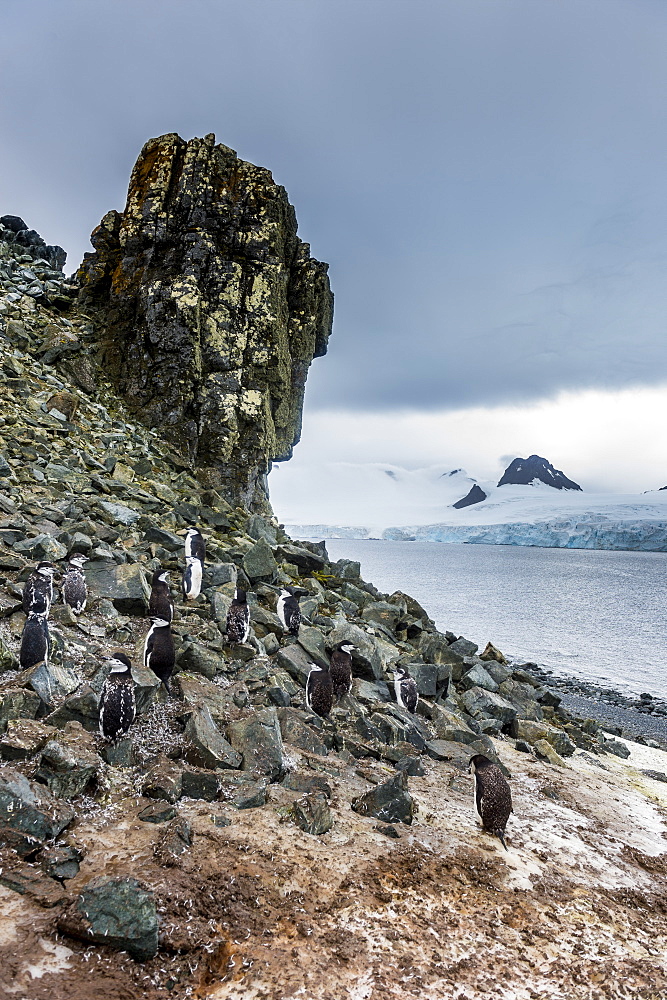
xmin=3 ymin=0 xmax=666 ymax=496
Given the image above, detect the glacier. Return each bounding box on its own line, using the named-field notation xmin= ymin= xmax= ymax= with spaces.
xmin=275 ymin=461 xmax=667 ymax=551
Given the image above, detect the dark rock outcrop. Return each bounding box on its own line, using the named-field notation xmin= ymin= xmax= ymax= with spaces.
xmin=453 ymin=484 xmax=487 ymax=508
xmin=498 ymin=455 xmax=582 ymax=491
xmin=77 ymin=132 xmax=333 ymax=511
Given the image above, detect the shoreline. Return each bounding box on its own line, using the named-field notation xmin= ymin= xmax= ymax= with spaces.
xmin=518 ymin=661 xmax=667 ymax=751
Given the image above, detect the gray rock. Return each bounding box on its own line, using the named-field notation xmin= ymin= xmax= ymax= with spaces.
xmin=461 ymin=686 xmax=517 ymax=725
xmin=242 ymin=538 xmax=278 ymax=580
xmin=424 ymin=739 xmax=472 ymax=770
xmin=510 ymin=719 xmax=575 ymax=756
xmin=181 ymin=768 xmax=220 ymax=801
xmin=227 ymin=707 xmax=285 ymax=780
xmin=0 ymin=719 xmax=56 ymax=761
xmin=21 ymin=660 xmax=80 ymax=708
xmin=142 ymin=757 xmax=183 ymax=803
xmin=176 ymin=641 xmax=222 ymax=680
xmin=277 ymin=708 xmax=329 ymax=756
xmin=332 ymin=559 xmax=361 ymax=580
xmin=351 ymin=678 xmax=392 ymax=704
xmin=175 ymin=673 xmax=242 ymax=723
xmin=394 ymin=756 xmax=426 ymax=776
xmin=14 ymin=534 xmax=68 ymax=561
xmin=35 ymin=735 xmax=101 ymax=799
xmin=291 ymin=792 xmax=333 ymax=834
xmin=297 ymin=626 xmax=329 ymax=667
xmin=534 ymin=739 xmax=568 ymax=767
xmin=0 ymin=768 xmax=74 ymax=842
xmin=206 ymin=562 xmax=238 ymax=587
xmin=138 ymin=801 xmax=177 ymax=824
xmin=282 ymin=772 xmax=332 ymax=797
xmin=276 ymin=643 xmax=316 ymax=687
xmin=185 ymin=705 xmax=242 ymax=770
xmin=277 ymin=543 xmax=327 ymax=573
xmin=419 ymin=633 xmax=465 ymax=671
xmin=61 ymin=876 xmax=158 ymax=960
xmin=86 ymin=560 xmax=148 ymax=614
xmin=351 ymin=769 xmax=414 ymax=825
xmin=45 ymin=684 xmax=100 ymax=731
xmin=602 ymin=737 xmax=631 ymax=759
xmin=498 ymin=679 xmax=543 ymax=721
xmin=38 ymin=843 xmax=82 ymax=880
xmin=430 ymin=705 xmax=478 ymax=745
xmin=460 ymin=663 xmax=499 ymax=693
xmin=0 ymin=635 xmax=18 ymax=672
xmin=449 ymin=638 xmax=479 ymax=657
xmin=246 ymin=515 xmax=278 ymax=545
xmin=97 ymin=501 xmax=141 ymax=526
xmin=142 ymin=526 xmax=183 ymax=550
xmin=218 ymin=777 xmax=268 ymax=809
xmin=483 ymin=660 xmax=512 ymax=685
xmin=155 ymin=817 xmax=193 ymax=862
xmin=361 ymin=601 xmax=401 ymax=631
xmin=0 ymin=688 xmax=41 ymax=734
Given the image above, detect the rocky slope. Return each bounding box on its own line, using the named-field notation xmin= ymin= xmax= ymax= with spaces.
xmin=77 ymin=132 xmax=333 ymax=512
xmin=0 ymin=216 xmax=666 ymax=999
xmin=498 ymin=455 xmax=582 ymax=491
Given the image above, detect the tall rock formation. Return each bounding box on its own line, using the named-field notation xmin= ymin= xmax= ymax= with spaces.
xmin=498 ymin=455 xmax=582 ymax=491
xmin=78 ymin=133 xmax=333 ymax=511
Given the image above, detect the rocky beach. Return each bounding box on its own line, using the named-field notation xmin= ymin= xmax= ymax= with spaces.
xmin=0 ymin=137 xmax=666 ymax=999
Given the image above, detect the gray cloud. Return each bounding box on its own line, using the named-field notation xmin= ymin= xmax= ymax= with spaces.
xmin=2 ymin=0 xmax=667 ymax=412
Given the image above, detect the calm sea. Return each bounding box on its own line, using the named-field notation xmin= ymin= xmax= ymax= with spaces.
xmin=324 ymin=540 xmax=667 ymax=699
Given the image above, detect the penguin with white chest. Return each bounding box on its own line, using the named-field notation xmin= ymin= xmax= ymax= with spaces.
xmin=62 ymin=554 xmax=89 ymax=614
xmin=149 ymin=568 xmax=173 ymax=622
xmin=305 ymin=660 xmax=333 ymax=718
xmin=20 ymin=611 xmax=50 ymax=669
xmin=277 ymin=587 xmax=301 ymax=637
xmin=182 ymin=527 xmax=205 ymax=601
xmin=99 ymin=653 xmax=136 ymax=741
xmin=330 ymin=641 xmax=355 ymax=700
xmin=226 ymin=589 xmax=250 ymax=644
xmin=469 ymin=753 xmax=513 ymax=850
xmin=22 ymin=561 xmax=55 ymax=615
xmin=143 ymin=618 xmax=175 ymax=692
xmin=394 ymin=666 xmax=419 ymax=713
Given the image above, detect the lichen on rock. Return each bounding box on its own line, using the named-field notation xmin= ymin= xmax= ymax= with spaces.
xmin=78 ymin=132 xmax=333 ymax=512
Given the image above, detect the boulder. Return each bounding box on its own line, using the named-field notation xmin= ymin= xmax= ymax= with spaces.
xmin=242 ymin=538 xmax=278 ymax=580
xmin=0 ymin=635 xmax=18 ymax=672
xmin=361 ymin=602 xmax=401 ymax=631
xmin=176 ymin=641 xmax=222 ymax=680
xmin=142 ymin=757 xmax=183 ymax=804
xmin=21 ymin=660 xmax=80 ymax=708
xmin=431 ymin=705 xmax=478 ymax=745
xmin=460 ymin=663 xmax=499 ymax=693
xmin=276 ymin=643 xmax=316 ymax=687
xmin=282 ymin=772 xmax=332 ymax=797
xmin=0 ymin=688 xmax=41 ymax=734
xmin=510 ymin=719 xmax=575 ymax=756
xmin=327 ymin=620 xmax=384 ymax=680
xmin=351 ymin=770 xmax=414 ymax=825
xmin=45 ymin=684 xmax=100 ymax=731
xmin=534 ymin=739 xmax=568 ymax=767
xmin=461 ymin=686 xmax=517 ymax=726
xmin=0 ymin=719 xmax=56 ymax=761
xmin=297 ymin=626 xmax=329 ymax=667
xmin=498 ymin=679 xmax=543 ymax=721
xmin=184 ymin=706 xmax=242 ymax=770
xmin=14 ymin=534 xmax=68 ymax=561
xmin=0 ymin=768 xmax=74 ymax=842
xmin=35 ymin=732 xmax=102 ymax=799
xmin=180 ymin=768 xmax=220 ymax=801
xmin=218 ymin=776 xmax=268 ymax=809
xmin=479 ymin=641 xmax=507 ymax=664
xmin=227 ymin=707 xmax=285 ymax=780
xmin=60 ymin=876 xmax=158 ymax=960
xmin=277 ymin=708 xmax=329 ymax=756
xmin=291 ymin=792 xmax=333 ymax=835
xmin=85 ymin=560 xmax=148 ymax=614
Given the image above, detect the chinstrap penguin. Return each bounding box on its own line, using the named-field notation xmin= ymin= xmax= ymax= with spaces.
xmin=469 ymin=753 xmax=513 ymax=850
xmin=99 ymin=652 xmax=136 ymax=741
xmin=305 ymin=660 xmax=333 ymax=718
xmin=62 ymin=553 xmax=89 ymax=614
xmin=330 ymin=641 xmax=355 ymax=699
xmin=20 ymin=612 xmax=50 ymax=669
xmin=143 ymin=618 xmax=175 ymax=692
xmin=22 ymin=561 xmax=55 ymax=614
xmin=182 ymin=527 xmax=206 ymax=601
xmin=226 ymin=588 xmax=250 ymax=643
xmin=394 ymin=666 xmax=419 ymax=713
xmin=277 ymin=587 xmax=301 ymax=637
xmin=149 ymin=568 xmax=173 ymax=622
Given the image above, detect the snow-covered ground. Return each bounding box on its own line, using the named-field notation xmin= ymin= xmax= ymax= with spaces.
xmin=271 ymin=461 xmax=667 ymax=549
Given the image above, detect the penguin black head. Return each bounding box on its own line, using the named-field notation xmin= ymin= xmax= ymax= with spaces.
xmin=150 ymin=618 xmax=171 ymax=629
xmin=280 ymin=586 xmax=297 ymax=597
xmin=36 ymin=561 xmax=55 ymax=577
xmin=68 ymin=553 xmax=89 ymax=568
xmin=395 ymin=665 xmax=410 ymax=679
xmin=104 ymin=652 xmax=133 ymax=674
xmin=335 ymin=641 xmax=356 ymax=655
xmin=233 ymin=588 xmax=247 ymax=603
xmin=152 ymin=568 xmax=169 ymax=584
xmin=469 ymin=753 xmax=493 ymax=774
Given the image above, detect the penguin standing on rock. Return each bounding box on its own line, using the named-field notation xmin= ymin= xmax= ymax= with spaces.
xmin=226 ymin=589 xmax=250 ymax=644
xmin=305 ymin=660 xmax=333 ymax=718
xmin=22 ymin=562 xmax=55 ymax=614
xmin=469 ymin=753 xmax=513 ymax=850
xmin=330 ymin=642 xmax=355 ymax=700
xmin=394 ymin=666 xmax=419 ymax=713
xmin=277 ymin=587 xmax=301 ymax=637
xmin=62 ymin=554 xmax=89 ymax=614
xmin=20 ymin=612 xmax=50 ymax=669
xmin=143 ymin=618 xmax=175 ymax=692
xmin=149 ymin=568 xmax=173 ymax=622
xmin=99 ymin=653 xmax=136 ymax=741
xmin=182 ymin=527 xmax=205 ymax=601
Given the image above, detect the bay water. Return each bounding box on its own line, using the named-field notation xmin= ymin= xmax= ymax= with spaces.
xmin=324 ymin=539 xmax=667 ymax=699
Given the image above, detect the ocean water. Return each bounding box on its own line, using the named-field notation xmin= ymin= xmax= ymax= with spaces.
xmin=324 ymin=540 xmax=667 ymax=699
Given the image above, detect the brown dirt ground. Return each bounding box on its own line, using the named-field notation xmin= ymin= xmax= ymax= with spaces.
xmin=2 ymin=737 xmax=667 ymax=1000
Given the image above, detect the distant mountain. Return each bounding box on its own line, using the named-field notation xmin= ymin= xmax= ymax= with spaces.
xmin=498 ymin=455 xmax=582 ymax=491
xmin=452 ymin=484 xmax=488 ymax=508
